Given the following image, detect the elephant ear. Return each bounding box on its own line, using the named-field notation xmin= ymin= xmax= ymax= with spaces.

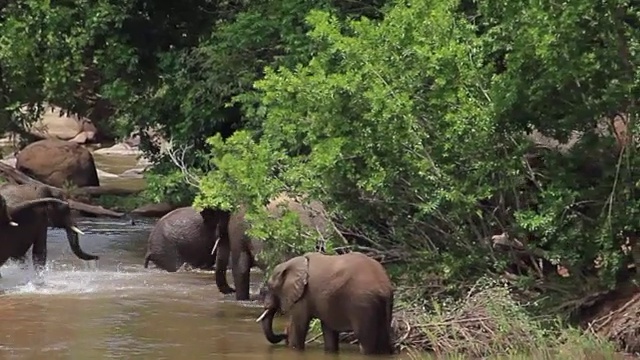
xmin=274 ymin=256 xmax=308 ymax=313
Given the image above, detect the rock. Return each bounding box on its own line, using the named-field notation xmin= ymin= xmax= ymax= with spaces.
xmin=124 ymin=126 xmax=166 ymax=149
xmin=0 ymin=157 xmax=16 ymax=168
xmin=131 ymin=202 xmax=179 ymax=218
xmin=23 ymin=103 xmax=99 ymax=143
xmin=15 ymin=139 xmax=100 ymax=187
xmin=120 ymin=167 xmax=146 ymax=178
xmin=136 ymin=156 xmax=153 ymax=167
xmin=93 ymin=143 xmax=141 ymax=156
xmin=68 ymin=131 xmax=88 ymax=144
xmin=96 ymin=168 xmax=119 ymax=179
xmin=124 ymin=134 xmax=141 ymax=148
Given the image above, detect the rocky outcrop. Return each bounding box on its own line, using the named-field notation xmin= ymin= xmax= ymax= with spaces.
xmin=16 ymin=139 xmax=100 ymax=188
xmin=93 ymin=142 xmax=141 ymax=156
xmin=23 ymin=103 xmax=100 ymax=144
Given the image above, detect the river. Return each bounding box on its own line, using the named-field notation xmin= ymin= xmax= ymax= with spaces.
xmin=0 ymin=217 xmax=408 ymax=360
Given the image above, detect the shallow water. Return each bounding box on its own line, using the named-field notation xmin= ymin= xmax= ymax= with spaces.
xmin=91 ymin=153 xmax=147 ymax=190
xmin=0 ymin=217 xmax=406 ymax=359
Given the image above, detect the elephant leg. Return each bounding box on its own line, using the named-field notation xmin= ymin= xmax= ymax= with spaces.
xmin=160 ymin=246 xmax=182 ymax=272
xmin=320 ymin=321 xmax=340 ymax=353
xmin=233 ymin=250 xmax=251 ymax=301
xmin=354 ymin=314 xmax=383 ymax=355
xmin=32 ymin=232 xmax=47 ymax=274
xmin=288 ymin=316 xmax=312 ymax=351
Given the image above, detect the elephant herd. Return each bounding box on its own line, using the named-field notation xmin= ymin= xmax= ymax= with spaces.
xmin=0 ymin=188 xmax=395 ymax=356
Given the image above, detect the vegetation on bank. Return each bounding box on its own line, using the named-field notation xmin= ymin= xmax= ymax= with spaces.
xmin=2 ymin=0 xmax=640 ymax=356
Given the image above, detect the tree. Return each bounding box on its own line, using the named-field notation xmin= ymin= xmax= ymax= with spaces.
xmin=197 ymin=0 xmax=640 ymax=302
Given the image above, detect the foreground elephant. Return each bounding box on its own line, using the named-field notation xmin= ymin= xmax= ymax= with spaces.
xmin=256 ymin=252 xmax=394 ymax=355
xmin=0 ymin=184 xmax=93 ymax=272
xmin=215 ymin=195 xmax=331 ymax=301
xmin=144 ymin=207 xmax=230 ymax=272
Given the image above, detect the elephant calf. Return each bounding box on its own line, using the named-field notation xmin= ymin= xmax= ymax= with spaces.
xmin=257 ymin=251 xmax=395 ymax=355
xmin=144 ymin=207 xmax=230 ymax=273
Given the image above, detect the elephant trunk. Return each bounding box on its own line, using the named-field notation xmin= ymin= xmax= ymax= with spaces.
xmin=257 ymin=308 xmax=286 ymax=344
xmin=214 ymin=236 xmax=235 ymax=294
xmin=65 ymin=227 xmax=99 ymax=261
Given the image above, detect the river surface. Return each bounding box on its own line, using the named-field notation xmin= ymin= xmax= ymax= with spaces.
xmin=0 ymin=217 xmax=408 ymax=360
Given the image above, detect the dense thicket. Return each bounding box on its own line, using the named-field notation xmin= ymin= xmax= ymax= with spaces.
xmin=2 ymin=0 xmax=640 ymax=329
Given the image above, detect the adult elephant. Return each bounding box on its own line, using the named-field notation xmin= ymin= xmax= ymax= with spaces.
xmin=143 ymin=207 xmax=231 ymax=274
xmin=214 ymin=194 xmax=332 ymax=301
xmin=0 ymin=184 xmax=91 ymax=272
xmin=255 ymin=252 xmax=394 ymax=355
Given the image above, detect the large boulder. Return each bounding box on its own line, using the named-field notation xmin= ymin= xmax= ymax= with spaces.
xmin=16 ymin=139 xmax=100 ymax=187
xmin=24 ymin=103 xmax=99 ymax=144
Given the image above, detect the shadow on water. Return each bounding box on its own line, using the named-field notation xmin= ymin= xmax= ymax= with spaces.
xmin=0 ymin=217 xmax=408 ymax=360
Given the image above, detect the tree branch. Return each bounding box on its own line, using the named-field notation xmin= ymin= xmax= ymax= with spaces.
xmin=160 ymin=138 xmax=202 ymax=188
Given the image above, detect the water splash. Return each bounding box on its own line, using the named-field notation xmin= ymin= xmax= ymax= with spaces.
xmin=0 ymin=260 xmax=157 ymax=297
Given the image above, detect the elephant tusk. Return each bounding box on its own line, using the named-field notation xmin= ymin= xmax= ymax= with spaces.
xmin=70 ymin=226 xmax=85 ymax=235
xmin=255 ymin=309 xmax=270 ymax=323
xmin=9 ymin=221 xmax=18 ymax=226
xmin=211 ymin=237 xmax=220 ymax=255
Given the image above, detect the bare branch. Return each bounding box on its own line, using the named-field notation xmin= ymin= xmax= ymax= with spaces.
xmin=160 ymin=138 xmax=201 ymax=188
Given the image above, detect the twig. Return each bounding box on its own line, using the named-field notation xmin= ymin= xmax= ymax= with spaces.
xmin=160 ymin=138 xmax=201 ymax=188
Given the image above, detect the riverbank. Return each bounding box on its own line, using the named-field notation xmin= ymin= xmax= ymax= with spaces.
xmin=389 ymin=279 xmax=619 ymax=359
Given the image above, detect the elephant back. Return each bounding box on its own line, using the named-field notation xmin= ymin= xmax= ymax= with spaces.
xmin=153 ymin=207 xmax=207 ymax=238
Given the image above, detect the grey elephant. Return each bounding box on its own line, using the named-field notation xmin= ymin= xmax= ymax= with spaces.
xmin=214 ymin=194 xmax=332 ymax=301
xmin=0 ymin=184 xmax=92 ymax=272
xmin=143 ymin=207 xmax=231 ymax=273
xmin=256 ymin=251 xmax=395 ymax=355
xmin=0 ymin=194 xmax=19 ymax=228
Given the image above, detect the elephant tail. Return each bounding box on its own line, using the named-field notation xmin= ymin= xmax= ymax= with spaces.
xmin=144 ymin=253 xmax=151 ymax=268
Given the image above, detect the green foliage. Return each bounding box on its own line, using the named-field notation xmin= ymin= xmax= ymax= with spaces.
xmin=198 ymin=0 xmax=640 ymax=304
xmin=92 ymin=193 xmax=149 ymax=212
xmin=200 ymin=0 xmax=503 ymax=274
xmin=144 ymin=170 xmax=198 ymax=207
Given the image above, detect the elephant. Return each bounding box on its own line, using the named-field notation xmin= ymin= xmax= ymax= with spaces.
xmin=255 ymin=251 xmax=395 ymax=355
xmin=214 ymin=194 xmax=332 ymax=301
xmin=0 ymin=194 xmax=19 ymax=228
xmin=0 ymin=184 xmax=92 ymax=272
xmin=143 ymin=206 xmax=231 ymax=273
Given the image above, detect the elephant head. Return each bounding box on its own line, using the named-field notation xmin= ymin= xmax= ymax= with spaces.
xmin=256 ymin=255 xmax=309 ymax=344
xmin=0 ymin=195 xmax=19 ymax=227
xmin=48 ymin=200 xmax=95 ymax=261
xmin=200 ymin=207 xmax=234 ymax=294
xmin=20 ymin=185 xmax=94 ymax=261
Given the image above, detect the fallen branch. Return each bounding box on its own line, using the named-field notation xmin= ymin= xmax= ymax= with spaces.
xmin=69 ymin=186 xmax=142 ymax=197
xmin=0 ymin=161 xmax=36 ymax=184
xmin=68 ymin=200 xmax=124 ymax=218
xmin=0 ymin=161 xmax=125 ymax=218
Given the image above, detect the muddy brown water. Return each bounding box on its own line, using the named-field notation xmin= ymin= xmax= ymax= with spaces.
xmin=0 ymin=217 xmax=409 ymax=360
